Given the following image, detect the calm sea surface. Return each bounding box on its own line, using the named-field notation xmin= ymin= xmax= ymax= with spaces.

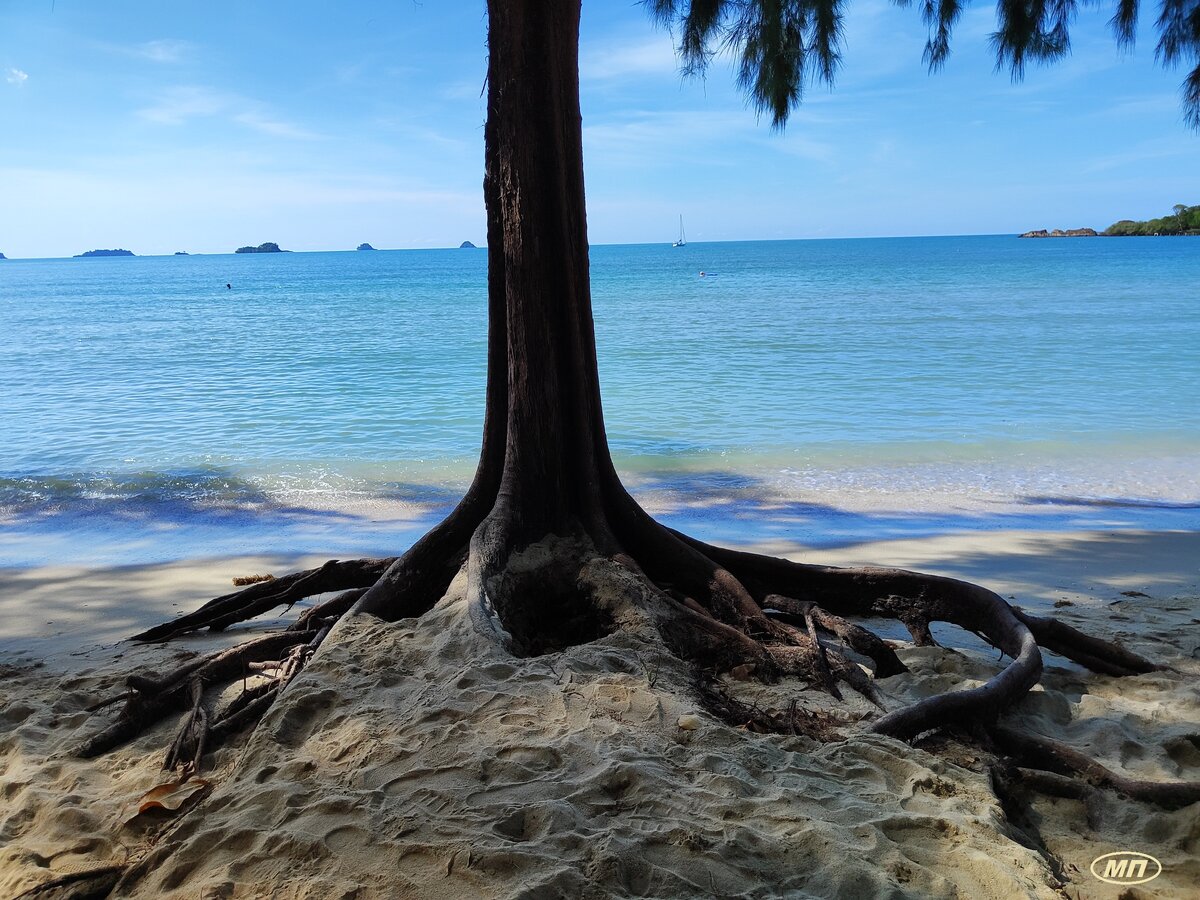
xmin=2 ymin=236 xmax=1197 ymax=564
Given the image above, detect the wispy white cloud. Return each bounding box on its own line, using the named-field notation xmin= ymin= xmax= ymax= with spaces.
xmin=333 ymin=59 xmax=371 ymax=84
xmin=372 ymin=117 xmax=472 ymax=153
xmin=439 ymin=77 xmax=486 ymax=101
xmin=135 ymin=39 xmax=191 ymax=63
xmin=137 ymin=85 xmax=227 ymax=124
xmin=584 ymin=110 xmax=720 ymax=163
xmin=233 ymin=112 xmax=321 ymax=140
xmin=1093 ymin=94 xmax=1181 ymax=120
xmin=580 ymin=34 xmax=678 ymax=82
xmin=585 ymin=108 xmax=834 ymax=167
xmin=136 ymin=86 xmax=321 ymax=139
xmin=1078 ymin=139 xmax=1193 ymax=175
xmin=6 ymin=67 xmax=28 ymax=86
xmin=770 ymin=133 xmax=837 ymax=163
xmin=94 ymin=38 xmax=193 ymax=63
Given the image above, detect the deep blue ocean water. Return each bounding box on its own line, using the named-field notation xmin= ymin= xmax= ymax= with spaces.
xmin=2 ymin=236 xmax=1197 ymax=564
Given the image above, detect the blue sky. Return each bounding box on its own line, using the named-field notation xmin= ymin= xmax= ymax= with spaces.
xmin=1 ymin=0 xmax=1196 ymax=257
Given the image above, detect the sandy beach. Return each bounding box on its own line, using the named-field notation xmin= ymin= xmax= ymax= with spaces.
xmin=2 ymin=528 xmax=1197 ymax=898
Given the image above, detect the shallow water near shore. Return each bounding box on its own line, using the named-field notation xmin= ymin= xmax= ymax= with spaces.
xmin=2 ymin=235 xmax=1197 ymax=564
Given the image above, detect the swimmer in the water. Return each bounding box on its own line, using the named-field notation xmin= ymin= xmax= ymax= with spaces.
xmin=226 ymin=283 xmax=232 ymax=289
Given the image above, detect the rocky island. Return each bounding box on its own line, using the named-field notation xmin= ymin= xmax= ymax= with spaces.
xmin=1018 ymin=228 xmax=1097 ymax=238
xmin=235 ymin=242 xmax=287 ymax=254
xmin=0 ymin=252 xmax=6 ymax=260
xmin=357 ymin=243 xmax=376 ymax=251
xmin=74 ymin=249 xmax=135 ymax=257
xmin=459 ymin=240 xmax=477 ymax=249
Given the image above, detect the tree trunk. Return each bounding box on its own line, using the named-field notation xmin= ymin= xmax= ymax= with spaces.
xmin=485 ymin=0 xmax=610 ymax=544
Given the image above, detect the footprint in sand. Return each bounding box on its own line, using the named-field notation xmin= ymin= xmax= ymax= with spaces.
xmin=323 ymin=824 xmax=372 ymax=853
xmin=272 ymin=688 xmax=340 ymax=748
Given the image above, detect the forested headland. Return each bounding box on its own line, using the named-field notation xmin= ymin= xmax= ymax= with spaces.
xmin=1106 ymin=203 xmax=1200 ymax=236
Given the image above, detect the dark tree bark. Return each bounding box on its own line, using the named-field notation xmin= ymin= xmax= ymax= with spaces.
xmin=77 ymin=0 xmax=1195 ymax=829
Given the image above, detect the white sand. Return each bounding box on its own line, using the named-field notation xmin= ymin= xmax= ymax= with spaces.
xmin=1 ymin=530 xmax=1197 ymax=898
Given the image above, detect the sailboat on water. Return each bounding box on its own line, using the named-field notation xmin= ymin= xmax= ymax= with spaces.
xmin=672 ymin=215 xmax=686 ymax=247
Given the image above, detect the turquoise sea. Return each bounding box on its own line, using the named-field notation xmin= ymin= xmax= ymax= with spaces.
xmin=2 ymin=235 xmax=1198 ymax=565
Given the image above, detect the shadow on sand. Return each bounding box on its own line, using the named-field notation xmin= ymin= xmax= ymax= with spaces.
xmin=2 ymin=465 xmax=1197 ymax=575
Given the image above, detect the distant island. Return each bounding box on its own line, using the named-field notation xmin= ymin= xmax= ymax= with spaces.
xmin=1019 ymin=228 xmax=1098 ymax=238
xmin=75 ymin=249 xmax=135 ymax=257
xmin=1021 ymin=202 xmax=1199 ymax=238
xmin=174 ymin=251 xmax=189 ymax=256
xmin=235 ymin=242 xmax=286 ymax=254
xmin=0 ymin=253 xmax=6 ymax=260
xmin=459 ymin=241 xmax=477 ymax=249
xmin=357 ymin=243 xmax=376 ymax=251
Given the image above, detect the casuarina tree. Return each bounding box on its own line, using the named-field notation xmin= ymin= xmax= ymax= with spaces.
xmin=80 ymin=0 xmax=1200 ymax=809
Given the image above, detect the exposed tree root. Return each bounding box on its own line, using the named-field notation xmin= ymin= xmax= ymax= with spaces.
xmin=693 ymin=674 xmax=848 ymax=740
xmin=77 ymin=628 xmax=322 ymax=762
xmin=987 ymin=763 xmax=1071 ymax=885
xmin=989 ymin=724 xmax=1200 ymax=810
xmin=74 ymin=494 xmax=1198 ymax=822
xmin=1009 ymin=608 xmax=1160 ymax=677
xmin=14 ymin=863 xmax=126 ymax=900
xmin=162 ymin=678 xmax=205 ymax=774
xmin=763 ymin=593 xmax=908 ymax=678
xmin=131 ymin=558 xmax=392 ymax=643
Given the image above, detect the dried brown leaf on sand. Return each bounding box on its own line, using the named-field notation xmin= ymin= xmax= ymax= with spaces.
xmin=129 ymin=777 xmax=211 ymax=820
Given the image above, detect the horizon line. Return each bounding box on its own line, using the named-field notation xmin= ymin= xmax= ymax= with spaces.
xmin=0 ymin=232 xmax=1054 ymax=260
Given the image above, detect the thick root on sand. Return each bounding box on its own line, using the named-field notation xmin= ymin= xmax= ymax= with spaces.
xmin=77 ymin=503 xmax=1196 ymax=818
